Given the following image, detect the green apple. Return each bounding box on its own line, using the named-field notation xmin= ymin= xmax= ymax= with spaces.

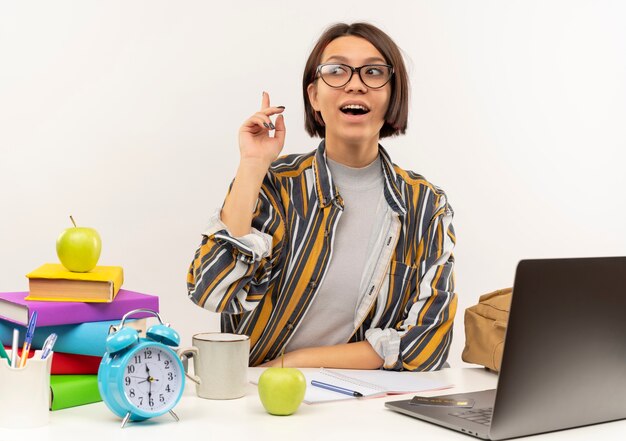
xmin=56 ymin=216 xmax=102 ymax=272
xmin=258 ymin=365 xmax=306 ymax=416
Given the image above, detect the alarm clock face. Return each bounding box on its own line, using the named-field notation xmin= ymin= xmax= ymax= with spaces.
xmin=122 ymin=344 xmax=183 ymax=414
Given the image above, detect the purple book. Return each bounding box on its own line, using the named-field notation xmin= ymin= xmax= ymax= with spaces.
xmin=0 ymin=289 xmax=159 ymax=326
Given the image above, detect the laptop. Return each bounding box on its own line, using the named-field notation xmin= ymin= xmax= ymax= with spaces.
xmin=385 ymin=257 xmax=626 ymax=440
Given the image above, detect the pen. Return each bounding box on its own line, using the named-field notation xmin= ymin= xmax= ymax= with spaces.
xmin=11 ymin=329 xmax=19 ymax=368
xmin=0 ymin=343 xmax=10 ymax=366
xmin=18 ymin=311 xmax=38 ymax=368
xmin=40 ymin=333 xmax=58 ymax=360
xmin=311 ymin=380 xmax=363 ymax=397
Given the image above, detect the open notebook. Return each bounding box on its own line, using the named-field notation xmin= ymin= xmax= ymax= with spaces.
xmin=250 ymin=367 xmax=453 ymax=404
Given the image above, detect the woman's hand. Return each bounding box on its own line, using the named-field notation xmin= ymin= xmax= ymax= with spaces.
xmin=221 ymin=92 xmax=284 ymax=237
xmin=238 ymin=91 xmax=286 ymax=170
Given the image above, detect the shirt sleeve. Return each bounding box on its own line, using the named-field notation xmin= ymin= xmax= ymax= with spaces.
xmin=366 ymin=192 xmax=457 ymax=371
xmin=186 ymin=175 xmax=286 ymax=315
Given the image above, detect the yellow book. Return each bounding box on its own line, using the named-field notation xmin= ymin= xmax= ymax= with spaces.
xmin=25 ymin=264 xmax=124 ymax=303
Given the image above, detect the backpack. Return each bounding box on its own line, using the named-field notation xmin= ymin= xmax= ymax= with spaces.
xmin=462 ymin=288 xmax=512 ymax=372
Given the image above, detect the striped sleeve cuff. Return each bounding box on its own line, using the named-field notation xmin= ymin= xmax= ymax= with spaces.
xmin=365 ymin=328 xmax=401 ymax=370
xmin=203 ymin=208 xmax=273 ymax=263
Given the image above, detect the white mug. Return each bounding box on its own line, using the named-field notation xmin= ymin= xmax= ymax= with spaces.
xmin=177 ymin=332 xmax=250 ymax=400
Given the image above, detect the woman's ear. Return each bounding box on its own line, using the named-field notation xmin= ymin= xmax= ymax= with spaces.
xmin=307 ymin=83 xmax=320 ymax=111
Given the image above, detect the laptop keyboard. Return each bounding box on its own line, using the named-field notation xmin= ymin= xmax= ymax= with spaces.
xmin=449 ymin=407 xmax=493 ymax=426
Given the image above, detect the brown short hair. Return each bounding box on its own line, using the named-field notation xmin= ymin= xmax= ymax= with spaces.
xmin=303 ymin=22 xmax=409 ymax=139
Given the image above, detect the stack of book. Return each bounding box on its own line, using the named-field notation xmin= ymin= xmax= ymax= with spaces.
xmin=0 ymin=263 xmax=159 ymax=411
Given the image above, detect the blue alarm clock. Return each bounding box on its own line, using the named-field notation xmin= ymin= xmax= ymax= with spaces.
xmin=98 ymin=309 xmax=185 ymax=428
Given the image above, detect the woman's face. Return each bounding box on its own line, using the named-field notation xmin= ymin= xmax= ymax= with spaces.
xmin=307 ymin=36 xmax=391 ymax=146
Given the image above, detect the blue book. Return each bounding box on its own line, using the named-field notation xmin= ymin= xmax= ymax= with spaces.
xmin=0 ymin=318 xmax=146 ymax=357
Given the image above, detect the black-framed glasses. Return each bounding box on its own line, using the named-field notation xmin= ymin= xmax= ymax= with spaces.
xmin=315 ymin=63 xmax=394 ymax=89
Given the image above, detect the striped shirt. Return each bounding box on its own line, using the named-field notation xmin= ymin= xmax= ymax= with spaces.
xmin=187 ymin=139 xmax=457 ymax=371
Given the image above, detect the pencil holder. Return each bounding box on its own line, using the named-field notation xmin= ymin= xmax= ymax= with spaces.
xmin=0 ymin=350 xmax=52 ymax=429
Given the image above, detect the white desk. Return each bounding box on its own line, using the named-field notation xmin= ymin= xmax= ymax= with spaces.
xmin=1 ymin=368 xmax=624 ymax=440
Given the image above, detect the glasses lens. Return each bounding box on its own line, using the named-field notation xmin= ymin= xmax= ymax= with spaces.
xmin=318 ymin=64 xmax=351 ymax=87
xmin=359 ymin=65 xmax=392 ymax=88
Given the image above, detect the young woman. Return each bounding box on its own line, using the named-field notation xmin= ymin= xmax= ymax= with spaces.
xmin=187 ymin=22 xmax=456 ymax=371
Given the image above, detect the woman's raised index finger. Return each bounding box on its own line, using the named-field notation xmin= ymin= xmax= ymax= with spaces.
xmin=261 ymin=91 xmax=270 ymax=110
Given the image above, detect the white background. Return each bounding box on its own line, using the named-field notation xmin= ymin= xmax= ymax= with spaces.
xmin=1 ymin=0 xmax=624 ymax=367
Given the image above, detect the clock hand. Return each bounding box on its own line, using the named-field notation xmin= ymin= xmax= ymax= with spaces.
xmin=148 ymin=378 xmax=152 ymax=404
xmin=137 ymin=376 xmax=159 ymax=385
xmin=134 ymin=364 xmax=153 ymax=385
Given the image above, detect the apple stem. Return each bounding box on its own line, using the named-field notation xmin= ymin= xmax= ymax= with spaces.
xmin=281 ymin=347 xmax=285 ymax=369
xmin=70 ymin=215 xmax=77 ymax=228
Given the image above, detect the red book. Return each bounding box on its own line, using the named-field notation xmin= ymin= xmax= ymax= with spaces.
xmin=0 ymin=289 xmax=159 ymax=326
xmin=51 ymin=352 xmax=102 ymax=374
xmin=6 ymin=346 xmax=102 ymax=374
